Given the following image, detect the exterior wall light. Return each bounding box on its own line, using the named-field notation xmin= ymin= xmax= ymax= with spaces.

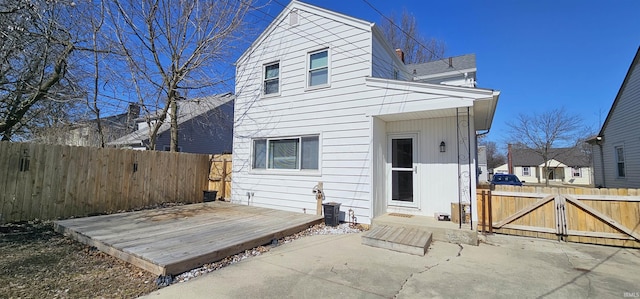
xmin=440 ymin=141 xmax=446 ymax=152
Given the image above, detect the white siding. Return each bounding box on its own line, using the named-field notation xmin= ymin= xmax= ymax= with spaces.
xmin=385 ymin=117 xmax=467 ymax=218
xmin=371 ymin=29 xmax=407 ymax=80
xmin=233 ymin=4 xmax=375 ymax=222
xmin=233 ymin=2 xmax=494 ymax=224
xmin=598 ymin=54 xmax=640 ymax=188
xmin=371 ymin=117 xmax=386 ymax=219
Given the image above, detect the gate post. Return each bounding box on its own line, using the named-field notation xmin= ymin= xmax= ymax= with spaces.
xmin=554 ymin=195 xmax=568 ymax=241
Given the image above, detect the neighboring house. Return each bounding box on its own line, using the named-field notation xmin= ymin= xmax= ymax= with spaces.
xmin=507 ymin=147 xmax=592 ymax=185
xmin=477 ymin=145 xmax=489 ymax=183
xmin=587 ymin=47 xmax=640 ymax=188
xmin=232 ymin=1 xmax=500 ymax=224
xmin=109 ymin=93 xmax=234 ymax=154
xmin=493 ymin=163 xmax=509 ymax=175
xmin=410 ymin=54 xmax=477 ymax=87
xmin=36 ymin=103 xmax=140 ymax=146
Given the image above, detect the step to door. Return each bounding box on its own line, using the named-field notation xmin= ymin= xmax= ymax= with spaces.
xmin=361 ymin=225 xmax=432 ymax=256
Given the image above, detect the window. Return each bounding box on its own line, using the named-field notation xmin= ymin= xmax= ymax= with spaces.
xmin=616 ymin=146 xmax=625 ymax=177
xmin=308 ymin=49 xmax=328 ymax=87
xmin=263 ymin=62 xmax=279 ymax=95
xmin=522 ymin=166 xmax=530 ymax=176
xmin=252 ymin=136 xmax=319 ymax=170
xmin=572 ymin=167 xmax=582 ymax=177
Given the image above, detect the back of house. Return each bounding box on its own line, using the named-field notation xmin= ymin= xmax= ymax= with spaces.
xmin=232 ymin=1 xmax=499 ymax=224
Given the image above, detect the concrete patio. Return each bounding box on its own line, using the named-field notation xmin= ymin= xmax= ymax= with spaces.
xmin=141 ymin=232 xmax=640 ymax=298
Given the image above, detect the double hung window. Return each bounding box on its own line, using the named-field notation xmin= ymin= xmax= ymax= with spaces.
xmin=308 ymin=49 xmax=328 ymax=87
xmin=264 ymin=62 xmax=280 ymax=95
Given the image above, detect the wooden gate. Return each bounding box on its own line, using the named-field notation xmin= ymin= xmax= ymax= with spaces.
xmin=478 ymin=187 xmax=640 ymax=248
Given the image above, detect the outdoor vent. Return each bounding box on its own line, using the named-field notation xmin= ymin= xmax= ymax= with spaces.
xmin=289 ymin=9 xmax=298 ymax=26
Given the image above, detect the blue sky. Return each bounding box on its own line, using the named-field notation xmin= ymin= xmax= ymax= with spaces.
xmin=255 ymin=0 xmax=640 ymax=147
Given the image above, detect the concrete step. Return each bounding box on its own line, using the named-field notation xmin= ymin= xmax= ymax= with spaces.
xmin=361 ymin=225 xmax=432 ymax=256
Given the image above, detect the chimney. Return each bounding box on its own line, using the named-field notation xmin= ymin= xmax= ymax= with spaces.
xmin=128 ymin=103 xmax=140 ymax=119
xmin=448 ymin=57 xmax=453 ymax=68
xmin=507 ymin=144 xmax=513 ymax=174
xmin=395 ymin=49 xmax=405 ymax=64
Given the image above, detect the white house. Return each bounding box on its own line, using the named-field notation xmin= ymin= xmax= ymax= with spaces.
xmin=232 ymin=1 xmax=500 ymax=224
xmin=588 ymin=47 xmax=640 ymax=188
xmin=505 ymin=147 xmax=592 ymax=185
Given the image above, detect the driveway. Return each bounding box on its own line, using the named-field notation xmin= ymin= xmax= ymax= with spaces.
xmin=141 ymin=232 xmax=640 ymax=298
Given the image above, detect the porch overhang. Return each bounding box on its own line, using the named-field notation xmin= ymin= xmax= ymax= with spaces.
xmin=365 ymin=77 xmax=500 ymax=129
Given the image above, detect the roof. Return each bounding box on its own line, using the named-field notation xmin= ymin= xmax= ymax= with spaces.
xmin=595 ymin=46 xmax=640 ymax=138
xmin=408 ymin=54 xmax=476 ymax=78
xmin=511 ymin=147 xmax=590 ymax=167
xmin=109 ymin=93 xmax=234 ymax=146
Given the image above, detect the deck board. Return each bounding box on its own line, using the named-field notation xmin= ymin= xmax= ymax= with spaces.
xmin=54 ymin=202 xmax=322 ymax=275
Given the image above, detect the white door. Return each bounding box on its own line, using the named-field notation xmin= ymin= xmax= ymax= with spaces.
xmin=388 ymin=134 xmax=419 ymax=208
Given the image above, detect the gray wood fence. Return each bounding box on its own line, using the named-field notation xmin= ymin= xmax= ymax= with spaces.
xmin=0 ymin=142 xmax=211 ymax=223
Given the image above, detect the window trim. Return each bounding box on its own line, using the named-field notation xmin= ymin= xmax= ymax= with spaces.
xmin=306 ymin=48 xmax=330 ymax=90
xmin=250 ymin=135 xmax=321 ymax=175
xmin=615 ymin=145 xmax=626 ymax=178
xmin=522 ymin=166 xmax=530 ymax=176
xmin=262 ymin=61 xmax=280 ymax=97
xmin=571 ymin=167 xmax=582 ymax=178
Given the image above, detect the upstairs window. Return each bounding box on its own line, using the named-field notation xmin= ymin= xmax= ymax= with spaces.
xmin=615 ymin=146 xmax=625 ymax=177
xmin=308 ymin=49 xmax=328 ymax=87
xmin=264 ymin=62 xmax=280 ymax=95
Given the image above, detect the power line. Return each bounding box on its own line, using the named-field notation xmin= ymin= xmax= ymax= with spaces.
xmin=360 ymin=0 xmax=467 ymax=77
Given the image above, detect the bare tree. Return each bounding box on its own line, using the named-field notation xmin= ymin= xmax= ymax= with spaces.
xmin=103 ymin=0 xmax=253 ymax=151
xmin=480 ymin=140 xmax=506 ymax=170
xmin=0 ymin=0 xmax=84 ymax=141
xmin=507 ymin=107 xmax=585 ymax=186
xmin=379 ymin=8 xmax=446 ymax=64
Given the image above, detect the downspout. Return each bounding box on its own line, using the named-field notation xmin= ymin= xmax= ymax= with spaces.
xmin=456 ymin=108 xmax=461 ymax=229
xmin=467 ymin=107 xmax=473 ymax=231
xmin=597 ymin=137 xmax=606 ymax=187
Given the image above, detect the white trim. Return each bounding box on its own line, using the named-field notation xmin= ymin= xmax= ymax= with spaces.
xmin=413 ymin=68 xmax=477 ymax=81
xmin=249 ymin=134 xmax=322 ymax=175
xmin=306 ymin=47 xmax=331 ymax=90
xmin=262 ymin=61 xmax=281 ymax=97
xmin=387 ymin=133 xmax=420 ymax=209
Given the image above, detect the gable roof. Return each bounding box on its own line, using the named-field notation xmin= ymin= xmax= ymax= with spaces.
xmin=109 ymin=93 xmax=234 ymax=146
xmin=595 ymin=46 xmax=640 ymax=138
xmin=408 ymin=54 xmax=476 ymax=79
xmin=511 ymin=147 xmax=590 ymax=167
xmin=235 ymin=0 xmax=372 ymax=66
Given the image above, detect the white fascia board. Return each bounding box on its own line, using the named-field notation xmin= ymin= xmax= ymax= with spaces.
xmin=366 ymin=76 xmax=496 ymax=99
xmin=413 ymin=68 xmax=477 ymax=81
xmin=366 ymin=97 xmax=474 ymax=118
xmin=235 ymin=0 xmax=372 ymax=66
xmin=538 ymin=159 xmax=567 ymax=168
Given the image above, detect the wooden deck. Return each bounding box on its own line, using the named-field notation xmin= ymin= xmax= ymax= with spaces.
xmin=54 ymin=202 xmax=323 ymax=276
